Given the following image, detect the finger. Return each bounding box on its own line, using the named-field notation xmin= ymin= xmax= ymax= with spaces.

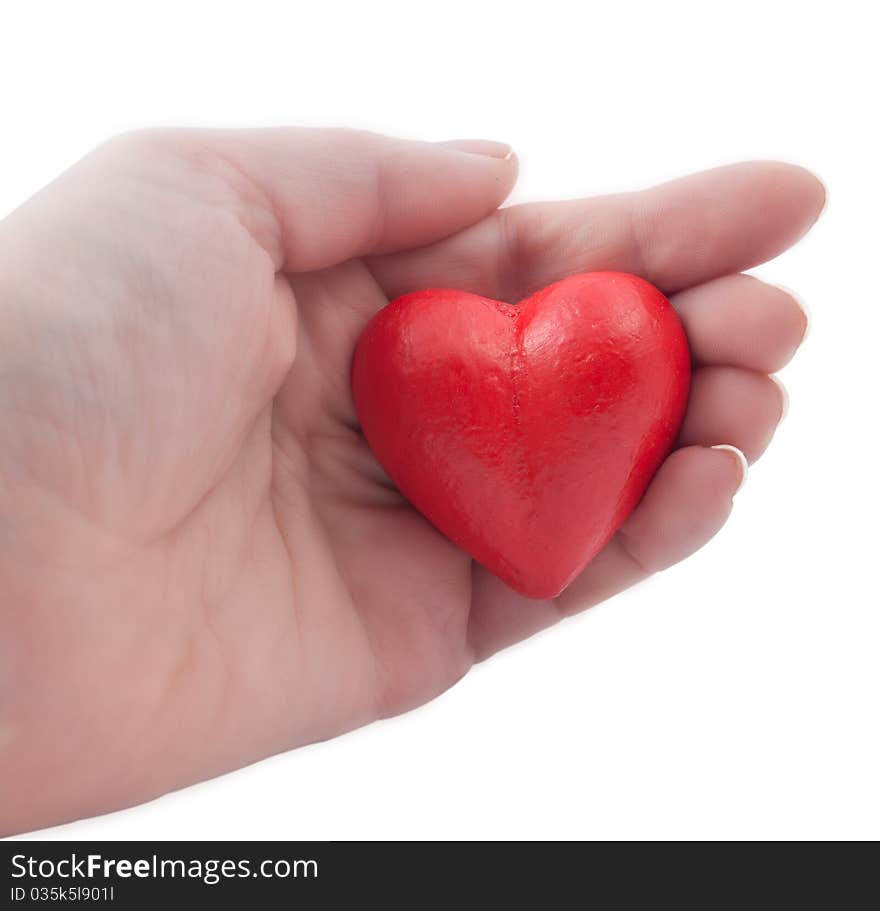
xmin=671 ymin=274 xmax=809 ymax=372
xmin=368 ymin=161 xmax=825 ymax=300
xmin=560 ymin=444 xmax=747 ymax=610
xmin=123 ymin=128 xmax=517 ymax=272
xmin=468 ymin=445 xmax=746 ymax=661
xmin=679 ymin=366 xmax=787 ymax=462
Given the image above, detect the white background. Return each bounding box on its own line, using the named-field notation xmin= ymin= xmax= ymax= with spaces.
xmin=4 ymin=0 xmax=878 ymax=840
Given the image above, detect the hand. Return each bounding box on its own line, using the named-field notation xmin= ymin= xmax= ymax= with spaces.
xmin=0 ymin=129 xmax=822 ymax=833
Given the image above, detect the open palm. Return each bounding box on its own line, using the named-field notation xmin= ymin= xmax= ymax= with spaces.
xmin=0 ymin=129 xmax=822 ymax=833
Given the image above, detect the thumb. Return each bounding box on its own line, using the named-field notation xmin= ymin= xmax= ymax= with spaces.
xmin=131 ymin=127 xmax=517 ymax=272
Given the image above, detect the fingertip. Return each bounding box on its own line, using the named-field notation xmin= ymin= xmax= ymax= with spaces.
xmin=787 ymin=163 xmax=828 ymax=226
xmin=768 ymin=375 xmax=789 ymax=424
xmin=709 ymin=444 xmax=749 ymax=496
xmin=754 ymin=160 xmax=828 ymax=231
xmin=767 ymin=281 xmax=812 ymax=345
xmin=363 ymin=136 xmax=518 ymax=255
xmin=672 ymin=274 xmax=810 ymax=373
xmin=678 ymin=366 xmax=785 ymax=463
xmin=447 ymin=141 xmax=519 ymax=194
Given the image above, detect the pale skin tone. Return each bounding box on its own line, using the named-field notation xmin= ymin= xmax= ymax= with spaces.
xmin=0 ymin=129 xmax=823 ymax=834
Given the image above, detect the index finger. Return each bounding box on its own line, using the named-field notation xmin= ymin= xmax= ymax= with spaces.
xmin=367 ymin=161 xmax=825 ymax=300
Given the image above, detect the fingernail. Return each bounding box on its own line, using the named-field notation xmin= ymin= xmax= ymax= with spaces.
xmin=816 ymin=176 xmax=830 ymax=221
xmin=769 ymin=282 xmax=812 ymax=344
xmin=769 ymin=375 xmax=789 ymax=423
xmin=439 ymin=139 xmax=514 ymax=160
xmin=711 ymin=444 xmax=749 ymax=496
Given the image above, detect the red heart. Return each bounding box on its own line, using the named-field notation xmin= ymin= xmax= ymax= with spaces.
xmin=352 ymin=271 xmax=690 ymax=599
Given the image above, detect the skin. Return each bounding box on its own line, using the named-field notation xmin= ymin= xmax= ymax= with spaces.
xmin=0 ymin=129 xmax=823 ymax=834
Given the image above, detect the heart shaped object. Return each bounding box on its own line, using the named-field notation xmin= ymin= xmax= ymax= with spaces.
xmin=352 ymin=271 xmax=690 ymax=599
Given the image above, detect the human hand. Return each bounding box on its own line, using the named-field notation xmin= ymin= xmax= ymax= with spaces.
xmin=0 ymin=129 xmax=822 ymax=833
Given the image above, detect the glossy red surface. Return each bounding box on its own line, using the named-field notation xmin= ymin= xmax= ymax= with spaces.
xmin=352 ymin=271 xmax=691 ymax=599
